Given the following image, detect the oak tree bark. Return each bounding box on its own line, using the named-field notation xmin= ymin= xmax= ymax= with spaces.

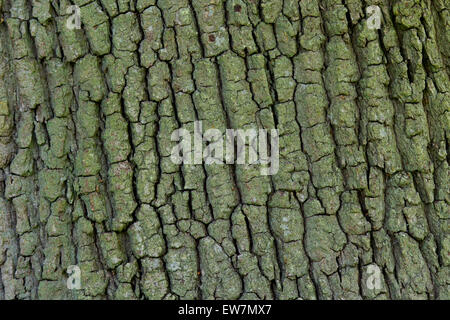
xmin=0 ymin=0 xmax=448 ymax=300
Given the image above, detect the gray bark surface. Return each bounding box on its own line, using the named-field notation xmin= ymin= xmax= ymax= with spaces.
xmin=0 ymin=0 xmax=449 ymax=300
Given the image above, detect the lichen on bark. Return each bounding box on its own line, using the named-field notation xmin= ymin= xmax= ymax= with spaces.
xmin=0 ymin=0 xmax=449 ymax=300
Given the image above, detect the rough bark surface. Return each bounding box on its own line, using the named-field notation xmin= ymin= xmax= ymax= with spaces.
xmin=0 ymin=0 xmax=448 ymax=300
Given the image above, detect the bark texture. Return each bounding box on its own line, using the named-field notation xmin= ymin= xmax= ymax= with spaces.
xmin=0 ymin=0 xmax=449 ymax=300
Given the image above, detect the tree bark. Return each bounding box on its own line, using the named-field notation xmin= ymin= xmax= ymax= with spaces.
xmin=0 ymin=0 xmax=448 ymax=300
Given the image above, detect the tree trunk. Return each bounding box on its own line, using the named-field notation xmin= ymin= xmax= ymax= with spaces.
xmin=0 ymin=0 xmax=448 ymax=300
